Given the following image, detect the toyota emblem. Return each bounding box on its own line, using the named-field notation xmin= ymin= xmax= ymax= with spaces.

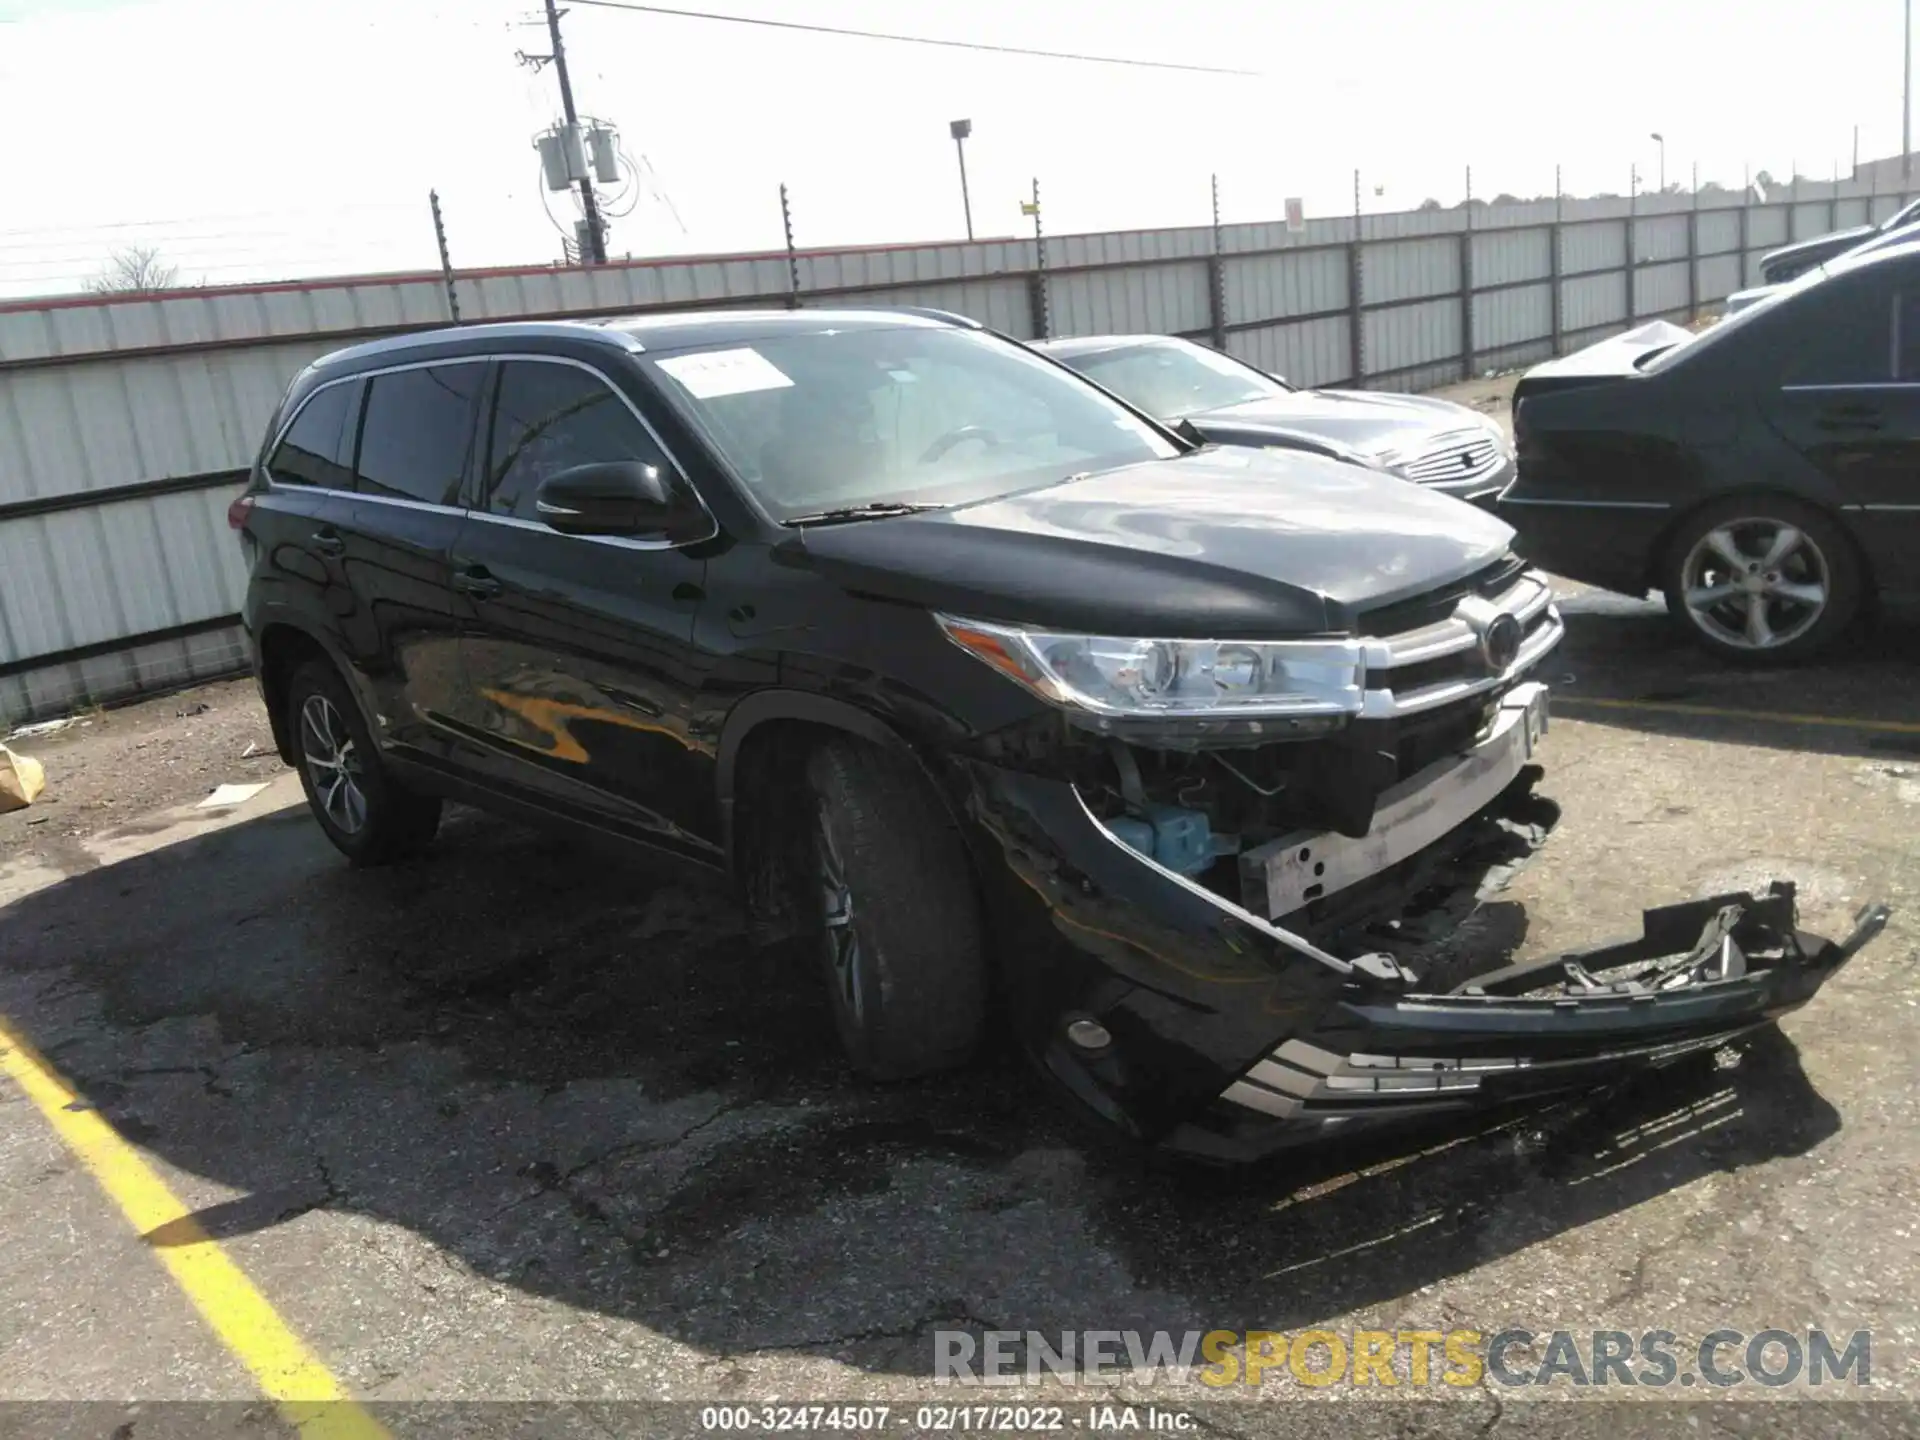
xmin=1481 ymin=613 xmax=1523 ymax=671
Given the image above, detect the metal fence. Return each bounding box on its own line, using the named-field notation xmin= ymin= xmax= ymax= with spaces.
xmin=1 ymin=179 xmax=1911 ymax=726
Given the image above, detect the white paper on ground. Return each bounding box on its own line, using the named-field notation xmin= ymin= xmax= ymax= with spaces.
xmin=197 ymin=782 xmax=271 ymax=809
xmin=655 ymin=347 xmax=796 ymax=399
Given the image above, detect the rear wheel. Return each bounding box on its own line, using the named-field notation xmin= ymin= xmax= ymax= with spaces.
xmin=1661 ymin=497 xmax=1862 ymax=664
xmin=805 ymin=737 xmax=987 ymax=1080
xmin=286 ymin=660 xmax=442 ymax=865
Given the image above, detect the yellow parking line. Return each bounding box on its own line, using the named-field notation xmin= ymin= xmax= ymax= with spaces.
xmin=0 ymin=1017 xmax=389 ymax=1440
xmin=1557 ymin=695 xmax=1920 ymax=736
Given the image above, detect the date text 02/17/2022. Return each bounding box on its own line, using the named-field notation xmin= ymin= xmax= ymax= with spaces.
xmin=698 ymin=1404 xmax=1198 ymax=1432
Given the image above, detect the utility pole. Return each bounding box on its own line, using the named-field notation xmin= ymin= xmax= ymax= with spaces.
xmin=1907 ymin=0 xmax=1913 ymax=180
xmin=545 ymin=0 xmax=607 ymax=264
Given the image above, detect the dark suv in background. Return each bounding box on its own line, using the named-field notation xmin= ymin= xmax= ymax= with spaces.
xmin=230 ymin=307 xmax=1879 ymax=1160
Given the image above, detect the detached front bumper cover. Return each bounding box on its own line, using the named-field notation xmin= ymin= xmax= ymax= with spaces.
xmin=1201 ymin=883 xmax=1890 ymax=1157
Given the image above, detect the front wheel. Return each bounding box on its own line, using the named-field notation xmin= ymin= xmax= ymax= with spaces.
xmin=806 ymin=738 xmax=987 ymax=1080
xmin=1660 ymin=498 xmax=1863 ymax=664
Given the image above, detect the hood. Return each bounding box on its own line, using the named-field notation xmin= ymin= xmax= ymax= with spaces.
xmin=785 ymin=447 xmax=1513 ymax=638
xmin=1513 ymin=319 xmax=1693 ymax=398
xmin=1187 ymin=389 xmax=1478 ymax=459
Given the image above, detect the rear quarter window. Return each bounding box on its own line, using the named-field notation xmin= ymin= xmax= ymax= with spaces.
xmin=266 ymin=381 xmax=358 ymax=488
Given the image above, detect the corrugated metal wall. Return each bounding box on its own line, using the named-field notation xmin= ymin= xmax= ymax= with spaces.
xmin=4 ymin=178 xmax=1914 ymax=724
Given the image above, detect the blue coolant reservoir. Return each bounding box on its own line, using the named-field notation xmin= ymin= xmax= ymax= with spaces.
xmin=1108 ymin=804 xmax=1224 ymax=878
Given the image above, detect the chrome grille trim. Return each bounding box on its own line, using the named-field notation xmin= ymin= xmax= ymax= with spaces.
xmin=1399 ymin=429 xmax=1506 ymax=485
xmin=1355 ymin=569 xmax=1563 ymax=719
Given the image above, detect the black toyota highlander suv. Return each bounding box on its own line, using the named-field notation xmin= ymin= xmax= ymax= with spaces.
xmin=231 ymin=307 xmax=1885 ymax=1161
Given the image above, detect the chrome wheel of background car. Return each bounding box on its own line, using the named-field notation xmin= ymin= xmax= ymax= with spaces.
xmin=1680 ymin=519 xmax=1829 ymax=651
xmin=816 ymin=808 xmax=866 ymax=1026
xmin=299 ymin=694 xmax=369 ymax=835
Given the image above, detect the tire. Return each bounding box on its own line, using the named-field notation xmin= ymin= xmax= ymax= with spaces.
xmin=286 ymin=660 xmax=442 ymax=866
xmin=1660 ymin=496 xmax=1863 ymax=665
xmin=805 ymin=737 xmax=987 ymax=1080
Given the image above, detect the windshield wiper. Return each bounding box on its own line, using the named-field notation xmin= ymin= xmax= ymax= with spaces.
xmin=784 ymin=501 xmax=948 ymax=527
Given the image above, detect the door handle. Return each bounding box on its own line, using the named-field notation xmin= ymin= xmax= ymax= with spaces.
xmin=310 ymin=528 xmax=346 ymax=556
xmin=452 ymin=567 xmax=502 ymax=600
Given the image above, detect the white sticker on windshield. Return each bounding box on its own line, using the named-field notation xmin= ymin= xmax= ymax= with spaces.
xmin=657 ymin=347 xmax=796 ymax=399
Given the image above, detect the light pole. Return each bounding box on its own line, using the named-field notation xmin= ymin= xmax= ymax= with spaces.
xmin=950 ymin=118 xmax=975 ymax=241
xmin=1651 ymin=132 xmax=1666 ymax=193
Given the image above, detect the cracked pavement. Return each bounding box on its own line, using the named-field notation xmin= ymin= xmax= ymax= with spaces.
xmin=0 ymin=581 xmax=1917 ymax=1437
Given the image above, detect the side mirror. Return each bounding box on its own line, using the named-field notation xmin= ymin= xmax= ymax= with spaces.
xmin=534 ymin=461 xmax=702 ymax=539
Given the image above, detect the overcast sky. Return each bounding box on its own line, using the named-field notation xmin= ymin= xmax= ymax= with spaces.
xmin=0 ymin=0 xmax=1902 ymax=297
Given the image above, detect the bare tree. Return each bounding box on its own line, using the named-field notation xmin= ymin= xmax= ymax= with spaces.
xmin=86 ymin=245 xmax=179 ymax=295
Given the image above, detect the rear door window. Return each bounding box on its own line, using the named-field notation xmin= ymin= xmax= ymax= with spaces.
xmin=1779 ymin=280 xmax=1894 ymax=387
xmin=482 ymin=360 xmax=669 ymax=520
xmin=267 ymin=381 xmax=358 ymax=488
xmin=354 ymin=363 xmax=487 ymax=505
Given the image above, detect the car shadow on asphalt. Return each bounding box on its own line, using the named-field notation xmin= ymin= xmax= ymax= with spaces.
xmin=1547 ymin=598 xmax=1920 ymax=762
xmin=0 ymin=801 xmax=1842 ymax=1373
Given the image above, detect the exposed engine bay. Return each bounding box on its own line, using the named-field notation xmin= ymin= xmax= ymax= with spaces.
xmin=1067 ymin=682 xmax=1532 ymax=936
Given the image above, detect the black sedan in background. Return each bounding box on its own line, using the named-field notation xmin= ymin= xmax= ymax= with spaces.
xmin=1759 ymin=195 xmax=1920 ymax=284
xmin=1498 ymin=240 xmax=1920 ymax=662
xmin=1038 ymin=334 xmax=1515 ymax=502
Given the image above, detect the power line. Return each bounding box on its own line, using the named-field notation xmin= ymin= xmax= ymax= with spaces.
xmin=565 ymin=0 xmax=1260 ymax=76
xmin=0 ymin=203 xmax=420 ymax=240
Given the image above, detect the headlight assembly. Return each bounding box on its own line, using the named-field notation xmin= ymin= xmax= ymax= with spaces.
xmin=936 ymin=615 xmax=1365 ymax=737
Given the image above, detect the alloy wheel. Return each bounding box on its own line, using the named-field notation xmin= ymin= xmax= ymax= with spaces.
xmin=1680 ymin=518 xmax=1830 ymax=652
xmin=299 ymin=694 xmax=369 ymax=835
xmin=816 ymin=810 xmax=866 ymax=1025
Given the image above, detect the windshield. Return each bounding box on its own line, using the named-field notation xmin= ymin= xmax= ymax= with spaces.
xmin=645 ymin=326 xmax=1180 ymax=521
xmin=1060 ymin=338 xmax=1290 ymax=419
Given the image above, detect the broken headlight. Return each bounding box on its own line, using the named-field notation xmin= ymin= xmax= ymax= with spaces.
xmin=937 ymin=614 xmax=1365 ymax=735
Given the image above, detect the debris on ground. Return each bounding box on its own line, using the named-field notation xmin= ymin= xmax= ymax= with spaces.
xmin=3 ymin=715 xmax=76 ymax=741
xmin=0 ymin=744 xmax=46 ymax=813
xmin=196 ymin=781 xmax=272 ymax=810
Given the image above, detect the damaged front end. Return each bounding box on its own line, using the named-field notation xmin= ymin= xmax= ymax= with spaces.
xmin=944 ymin=572 xmax=1889 ymax=1159
xmin=966 ymin=751 xmax=1890 ymax=1162
xmin=935 ymin=560 xmax=1887 ymax=1159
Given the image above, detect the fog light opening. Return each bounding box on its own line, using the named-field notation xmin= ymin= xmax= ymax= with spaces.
xmin=1065 ymin=1016 xmax=1113 ymax=1051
